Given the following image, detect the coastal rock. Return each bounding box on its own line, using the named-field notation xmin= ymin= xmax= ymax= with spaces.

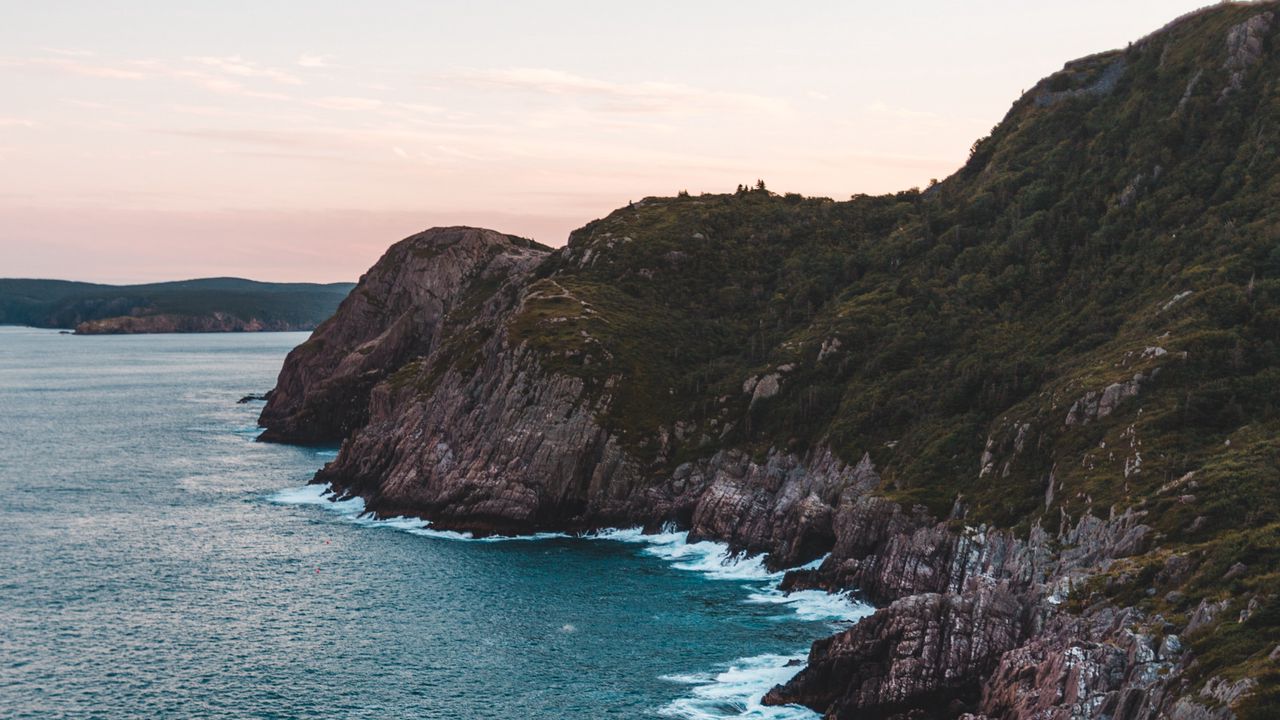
xmin=688 ymin=448 xmax=880 ymax=569
xmin=764 ymin=586 xmax=1025 ymax=718
xmin=258 ymin=227 xmax=549 ymax=444
xmin=974 ymin=605 xmax=1179 ymax=720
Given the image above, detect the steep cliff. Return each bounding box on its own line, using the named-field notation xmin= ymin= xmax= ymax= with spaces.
xmin=258 ymin=226 xmax=550 ymax=445
xmin=262 ymin=4 xmax=1280 ymax=718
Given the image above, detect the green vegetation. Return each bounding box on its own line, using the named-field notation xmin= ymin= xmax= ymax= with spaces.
xmin=489 ymin=3 xmax=1280 ymax=700
xmin=0 ymin=277 xmax=355 ymax=330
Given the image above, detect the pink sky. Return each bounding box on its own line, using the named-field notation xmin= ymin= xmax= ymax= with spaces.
xmin=0 ymin=1 xmax=1211 ymax=283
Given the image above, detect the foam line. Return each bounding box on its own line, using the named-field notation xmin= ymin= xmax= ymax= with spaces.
xmin=657 ymin=653 xmax=821 ymax=720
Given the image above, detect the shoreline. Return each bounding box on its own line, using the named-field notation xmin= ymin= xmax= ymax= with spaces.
xmin=268 ymin=480 xmax=874 ymax=719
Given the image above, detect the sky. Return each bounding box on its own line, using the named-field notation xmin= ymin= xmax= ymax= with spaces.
xmin=0 ymin=0 xmax=1214 ymax=283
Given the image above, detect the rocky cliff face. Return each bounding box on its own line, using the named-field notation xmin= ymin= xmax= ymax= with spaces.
xmin=261 ymin=5 xmax=1280 ymax=719
xmin=258 ymin=227 xmax=550 ymax=445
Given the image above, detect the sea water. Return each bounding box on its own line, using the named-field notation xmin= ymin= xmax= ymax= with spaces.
xmin=0 ymin=327 xmax=870 ymax=719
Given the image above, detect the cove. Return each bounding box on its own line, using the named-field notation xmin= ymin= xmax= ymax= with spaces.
xmin=0 ymin=327 xmax=868 ymax=720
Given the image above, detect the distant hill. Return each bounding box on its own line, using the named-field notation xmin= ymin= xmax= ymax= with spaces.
xmin=0 ymin=277 xmax=355 ymax=334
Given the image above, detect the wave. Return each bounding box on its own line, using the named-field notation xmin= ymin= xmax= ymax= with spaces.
xmin=658 ymin=653 xmax=819 ymax=720
xmin=268 ymin=484 xmax=568 ymax=542
xmin=745 ymin=587 xmax=874 ymax=624
xmin=269 ymin=483 xmax=873 ymax=719
xmin=271 ymin=486 xmax=868 ymax=619
xmin=588 ymin=527 xmax=782 ymax=581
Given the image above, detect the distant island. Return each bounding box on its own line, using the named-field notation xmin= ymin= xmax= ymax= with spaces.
xmin=0 ymin=277 xmax=355 ymax=334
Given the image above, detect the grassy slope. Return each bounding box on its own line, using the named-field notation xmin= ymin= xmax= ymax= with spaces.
xmin=489 ymin=4 xmax=1280 ymax=712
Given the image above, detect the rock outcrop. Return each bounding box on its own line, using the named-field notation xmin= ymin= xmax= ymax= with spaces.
xmin=258 ymin=227 xmax=550 ymax=445
xmin=764 ymin=586 xmax=1026 ymax=718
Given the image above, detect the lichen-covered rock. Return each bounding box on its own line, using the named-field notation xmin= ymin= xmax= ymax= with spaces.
xmin=1221 ymin=12 xmax=1274 ymax=100
xmin=1065 ymin=374 xmax=1144 ymax=426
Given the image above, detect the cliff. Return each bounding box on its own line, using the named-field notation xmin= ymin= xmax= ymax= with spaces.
xmin=261 ymin=4 xmax=1280 ymax=718
xmin=258 ymin=227 xmax=551 ymax=445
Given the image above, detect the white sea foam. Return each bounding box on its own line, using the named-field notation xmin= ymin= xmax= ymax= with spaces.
xmin=658 ymin=653 xmax=819 ymax=720
xmin=268 ymin=484 xmax=568 ymax=542
xmin=745 ymin=588 xmax=873 ymax=624
xmin=588 ymin=527 xmax=781 ymax=581
xmin=273 ymin=487 xmax=869 ymax=621
xmin=269 ymin=483 xmax=874 ymax=719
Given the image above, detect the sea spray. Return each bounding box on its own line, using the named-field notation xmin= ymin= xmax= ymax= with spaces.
xmin=657 ymin=654 xmax=822 ymax=720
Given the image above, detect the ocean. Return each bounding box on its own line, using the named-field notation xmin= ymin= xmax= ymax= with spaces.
xmin=0 ymin=327 xmax=869 ymax=719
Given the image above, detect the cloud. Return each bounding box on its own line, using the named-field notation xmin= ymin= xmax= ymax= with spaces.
xmin=1 ymin=53 xmax=302 ymax=100
xmin=18 ymin=57 xmax=149 ymax=79
xmin=449 ymin=67 xmax=787 ymax=115
xmin=187 ymin=55 xmax=303 ymax=85
xmin=41 ymin=47 xmax=94 ymax=57
xmin=394 ymin=102 xmax=444 ymax=115
xmin=159 ymin=128 xmax=321 ymax=149
xmin=297 ymin=54 xmax=330 ymax=68
xmin=60 ymin=98 xmax=114 ymax=111
xmin=311 ymin=96 xmax=384 ymax=111
xmin=0 ymin=117 xmax=35 ymax=128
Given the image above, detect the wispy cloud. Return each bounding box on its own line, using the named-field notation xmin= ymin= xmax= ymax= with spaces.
xmin=159 ymin=127 xmax=322 ymax=149
xmin=0 ymin=117 xmax=36 ymax=128
xmin=188 ymin=55 xmax=303 ymax=85
xmin=449 ymin=67 xmax=787 ymax=115
xmin=393 ymin=102 xmax=443 ymax=116
xmin=2 ymin=56 xmax=149 ymax=79
xmin=311 ymin=96 xmax=384 ymax=111
xmin=60 ymin=98 xmax=114 ymax=111
xmin=0 ymin=54 xmax=299 ymax=99
xmin=41 ymin=47 xmax=94 ymax=57
xmin=297 ymin=54 xmax=330 ymax=69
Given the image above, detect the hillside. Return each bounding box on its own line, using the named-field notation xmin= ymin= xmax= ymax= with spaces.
xmin=0 ymin=277 xmax=355 ymax=333
xmin=260 ymin=4 xmax=1280 ymax=719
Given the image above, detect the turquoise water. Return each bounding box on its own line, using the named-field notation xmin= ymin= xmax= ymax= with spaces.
xmin=0 ymin=327 xmax=868 ymax=719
